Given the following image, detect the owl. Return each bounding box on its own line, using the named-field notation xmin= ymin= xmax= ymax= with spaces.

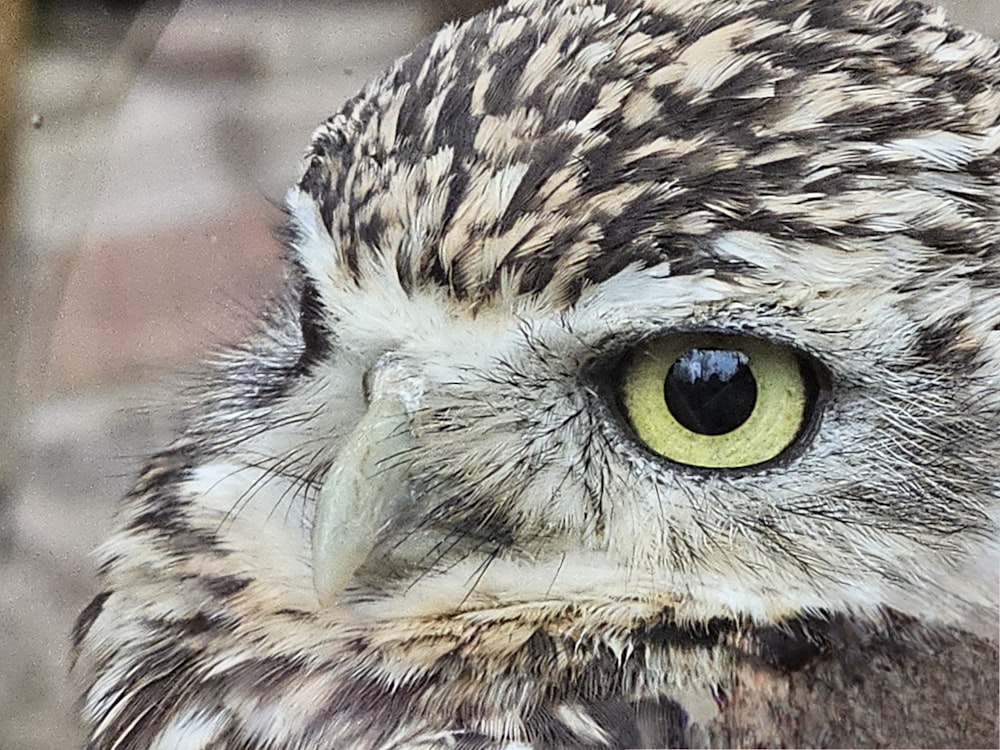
xmin=73 ymin=0 xmax=1000 ymax=747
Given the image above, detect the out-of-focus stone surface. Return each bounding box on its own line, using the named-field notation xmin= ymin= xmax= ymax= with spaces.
xmin=51 ymin=208 xmax=283 ymax=384
xmin=947 ymin=0 xmax=1000 ymax=36
xmin=3 ymin=1 xmax=996 ymax=748
xmin=1 ymin=383 xmax=178 ymax=748
xmin=36 ymin=1 xmax=432 ymax=391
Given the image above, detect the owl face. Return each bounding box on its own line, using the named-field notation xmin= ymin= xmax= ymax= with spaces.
xmin=75 ymin=0 xmax=1000 ymax=746
xmin=285 ymin=0 xmax=1000 ymax=628
xmin=293 ymin=198 xmax=997 ymax=629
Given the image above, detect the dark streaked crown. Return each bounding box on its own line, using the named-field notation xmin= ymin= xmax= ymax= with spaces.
xmin=297 ymin=0 xmax=1000 ymax=309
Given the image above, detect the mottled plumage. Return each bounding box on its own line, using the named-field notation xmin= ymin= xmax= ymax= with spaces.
xmin=74 ymin=0 xmax=999 ymax=747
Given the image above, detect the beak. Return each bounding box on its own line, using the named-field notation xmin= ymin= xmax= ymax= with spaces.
xmin=311 ymin=390 xmax=415 ymax=607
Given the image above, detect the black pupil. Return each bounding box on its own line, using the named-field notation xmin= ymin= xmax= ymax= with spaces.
xmin=664 ymin=349 xmax=757 ymax=435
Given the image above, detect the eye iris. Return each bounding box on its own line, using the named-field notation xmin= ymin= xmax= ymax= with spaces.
xmin=620 ymin=334 xmax=817 ymax=469
xmin=664 ymin=349 xmax=757 ymax=436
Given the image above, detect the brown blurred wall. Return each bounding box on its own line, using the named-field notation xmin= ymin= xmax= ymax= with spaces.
xmin=0 ymin=0 xmax=28 ymax=544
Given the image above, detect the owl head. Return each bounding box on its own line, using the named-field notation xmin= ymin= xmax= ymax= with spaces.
xmin=74 ymin=0 xmax=999 ymax=747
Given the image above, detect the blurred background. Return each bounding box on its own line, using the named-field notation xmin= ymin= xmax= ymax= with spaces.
xmin=0 ymin=0 xmax=996 ymax=747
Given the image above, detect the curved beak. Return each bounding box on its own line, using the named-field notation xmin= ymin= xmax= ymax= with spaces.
xmin=311 ymin=392 xmax=415 ymax=607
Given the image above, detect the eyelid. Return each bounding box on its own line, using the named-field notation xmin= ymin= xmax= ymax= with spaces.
xmin=587 ymin=325 xmax=831 ymax=371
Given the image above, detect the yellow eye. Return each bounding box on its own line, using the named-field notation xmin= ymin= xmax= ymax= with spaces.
xmin=620 ymin=335 xmax=817 ymax=469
